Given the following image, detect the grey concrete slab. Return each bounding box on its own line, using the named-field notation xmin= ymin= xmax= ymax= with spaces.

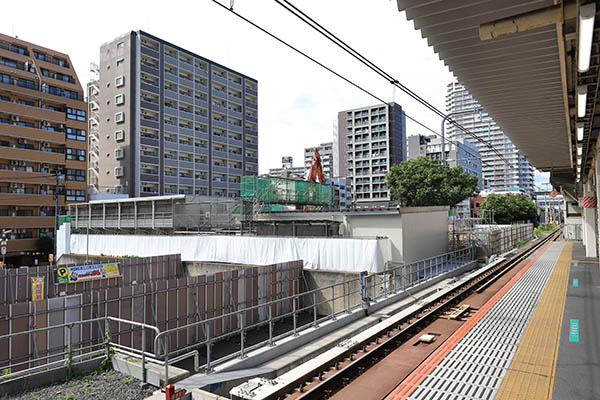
xmin=553 ymin=244 xmax=600 ymax=400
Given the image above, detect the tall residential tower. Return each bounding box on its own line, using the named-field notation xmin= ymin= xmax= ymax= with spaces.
xmin=337 ymin=103 xmax=406 ymax=206
xmin=94 ymin=31 xmax=258 ymax=198
xmin=0 ymin=33 xmax=87 ymax=264
xmin=445 ymin=81 xmax=534 ymax=193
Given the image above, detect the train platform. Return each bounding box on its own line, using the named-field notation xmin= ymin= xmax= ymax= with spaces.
xmin=387 ymin=239 xmax=600 ymax=400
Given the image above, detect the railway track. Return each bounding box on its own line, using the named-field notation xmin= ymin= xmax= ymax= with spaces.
xmin=279 ymin=229 xmax=561 ymax=400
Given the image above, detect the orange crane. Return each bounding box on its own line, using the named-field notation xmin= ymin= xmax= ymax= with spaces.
xmin=307 ymin=149 xmax=324 ymax=183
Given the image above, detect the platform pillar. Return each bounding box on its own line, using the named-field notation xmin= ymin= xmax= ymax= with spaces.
xmin=583 ymin=181 xmax=597 ymax=257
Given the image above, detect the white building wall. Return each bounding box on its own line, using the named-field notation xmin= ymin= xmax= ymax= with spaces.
xmin=400 ymin=207 xmax=449 ymax=263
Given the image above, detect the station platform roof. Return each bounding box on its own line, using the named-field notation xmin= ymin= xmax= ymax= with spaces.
xmin=396 ymin=0 xmax=599 ymax=191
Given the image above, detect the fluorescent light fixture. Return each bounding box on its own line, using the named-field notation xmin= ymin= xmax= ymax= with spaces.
xmin=577 ymin=157 xmax=582 ymax=166
xmin=578 ymin=3 xmax=596 ymax=73
xmin=578 ymin=85 xmax=588 ymax=118
xmin=577 ymin=122 xmax=585 ymax=141
xmin=577 ymin=146 xmax=583 ymax=156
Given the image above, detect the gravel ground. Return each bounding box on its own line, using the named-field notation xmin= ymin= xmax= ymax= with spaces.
xmin=8 ymin=369 xmax=156 ymax=400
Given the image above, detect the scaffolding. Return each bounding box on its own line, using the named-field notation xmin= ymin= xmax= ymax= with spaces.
xmin=241 ymin=176 xmax=334 ymax=207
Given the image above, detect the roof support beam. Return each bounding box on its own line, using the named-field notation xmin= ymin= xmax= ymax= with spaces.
xmin=480 ymin=2 xmax=577 ymax=41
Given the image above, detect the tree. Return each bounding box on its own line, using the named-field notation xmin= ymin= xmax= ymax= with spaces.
xmin=386 ymin=157 xmax=479 ymax=207
xmin=481 ymin=193 xmax=539 ymax=226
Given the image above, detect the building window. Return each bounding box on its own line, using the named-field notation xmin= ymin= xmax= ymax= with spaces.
xmin=115 ymin=94 xmax=125 ymax=105
xmin=66 ymin=169 xmax=86 ymax=181
xmin=114 ymin=167 xmax=124 ymax=177
xmin=114 ymin=147 xmax=124 ymax=159
xmin=117 ymin=42 xmax=124 ymax=48
xmin=66 ymin=107 xmax=86 ymax=122
xmin=66 ymin=127 xmax=86 ymax=141
xmin=116 ymin=58 xmax=124 ymax=67
xmin=115 ymin=130 xmax=125 ymax=141
xmin=115 ymin=112 xmax=125 ymax=123
xmin=65 ymin=148 xmax=86 ymax=161
xmin=115 ymin=75 xmax=124 ymax=87
xmin=65 ymin=189 xmax=85 ymax=202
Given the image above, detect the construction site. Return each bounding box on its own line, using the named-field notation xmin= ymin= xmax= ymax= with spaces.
xmin=2 ymin=0 xmax=600 ymax=398
xmin=0 ymin=148 xmax=544 ymax=400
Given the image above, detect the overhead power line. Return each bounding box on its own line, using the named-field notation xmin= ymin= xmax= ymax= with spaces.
xmin=273 ymin=0 xmax=509 ymax=165
xmin=209 ymin=0 xmax=496 ymax=168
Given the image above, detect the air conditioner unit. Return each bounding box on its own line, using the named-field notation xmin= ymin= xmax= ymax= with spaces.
xmin=11 ymin=115 xmax=19 ymax=122
xmin=18 ymin=161 xmax=25 ymax=166
xmin=18 ymin=183 xmax=24 ymax=189
xmin=43 ymin=121 xmax=50 ymax=127
xmin=10 ymin=183 xmax=18 ymax=188
xmin=43 ymin=142 xmax=49 ymax=147
xmin=10 ymin=160 xmax=18 ymax=165
xmin=18 ymin=138 xmax=26 ymax=144
xmin=42 ymin=163 xmax=49 ymax=168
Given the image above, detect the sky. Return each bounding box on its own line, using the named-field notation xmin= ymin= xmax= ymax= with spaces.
xmin=4 ymin=0 xmax=549 ymax=184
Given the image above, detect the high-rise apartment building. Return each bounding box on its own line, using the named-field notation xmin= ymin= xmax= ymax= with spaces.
xmin=95 ymin=31 xmax=258 ymax=198
xmin=337 ymin=103 xmax=406 ymax=205
xmin=0 ymin=33 xmax=87 ymax=264
xmin=304 ymin=142 xmax=333 ymax=178
xmin=445 ymin=81 xmax=534 ymax=193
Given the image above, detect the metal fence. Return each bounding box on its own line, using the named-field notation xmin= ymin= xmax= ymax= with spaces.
xmin=0 ymin=247 xmax=475 ymax=386
xmin=0 ymin=254 xmax=182 ymax=305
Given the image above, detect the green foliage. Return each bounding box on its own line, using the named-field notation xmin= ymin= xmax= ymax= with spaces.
xmin=386 ymin=157 xmax=479 ymax=207
xmin=534 ymin=224 xmax=555 ymax=236
xmin=481 ymin=193 xmax=539 ymax=226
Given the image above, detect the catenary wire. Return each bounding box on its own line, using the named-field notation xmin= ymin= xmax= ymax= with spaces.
xmin=274 ymin=0 xmax=510 ymax=165
xmin=210 ymin=0 xmax=497 ymax=169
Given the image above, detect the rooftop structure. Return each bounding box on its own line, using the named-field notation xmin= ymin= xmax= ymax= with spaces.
xmin=241 ymin=176 xmax=334 ymax=207
xmin=267 ymin=156 xmax=305 ymax=179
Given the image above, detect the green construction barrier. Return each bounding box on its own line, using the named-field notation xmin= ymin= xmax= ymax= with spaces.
xmin=241 ymin=176 xmax=334 ymax=206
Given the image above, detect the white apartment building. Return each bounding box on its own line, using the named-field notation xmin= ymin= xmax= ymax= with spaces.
xmin=337 ymin=103 xmax=406 ymax=206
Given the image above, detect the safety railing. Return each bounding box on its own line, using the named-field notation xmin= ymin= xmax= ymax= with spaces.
xmin=0 ymin=247 xmax=475 ymax=387
xmin=150 ymin=246 xmax=475 ymax=385
xmin=0 ymin=316 xmax=197 ymax=387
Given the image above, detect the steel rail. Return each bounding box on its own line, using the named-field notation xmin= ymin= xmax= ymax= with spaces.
xmin=290 ymin=229 xmax=560 ymax=400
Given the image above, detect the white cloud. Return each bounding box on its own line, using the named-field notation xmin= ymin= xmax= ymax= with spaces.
xmin=5 ymin=0 xmax=454 ymax=173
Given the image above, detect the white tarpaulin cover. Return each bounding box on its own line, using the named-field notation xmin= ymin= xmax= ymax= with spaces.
xmin=69 ymin=234 xmax=384 ymax=272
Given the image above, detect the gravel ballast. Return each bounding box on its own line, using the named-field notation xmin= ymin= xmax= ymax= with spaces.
xmin=8 ymin=369 xmax=156 ymax=400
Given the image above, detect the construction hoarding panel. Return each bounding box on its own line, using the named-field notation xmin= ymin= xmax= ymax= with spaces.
xmin=241 ymin=176 xmax=334 ymax=206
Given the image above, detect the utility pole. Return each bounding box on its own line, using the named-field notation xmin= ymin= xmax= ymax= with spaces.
xmin=441 ymin=109 xmax=474 ymax=165
xmin=53 ymin=169 xmax=61 ymax=262
xmin=0 ymin=230 xmax=11 ymax=268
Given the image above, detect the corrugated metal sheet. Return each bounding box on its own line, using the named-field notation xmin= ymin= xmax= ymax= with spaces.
xmin=397 ymin=0 xmax=570 ymax=170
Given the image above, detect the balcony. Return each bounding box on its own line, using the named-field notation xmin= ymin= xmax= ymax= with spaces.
xmin=0 ymin=121 xmax=65 ymax=144
xmin=0 ymin=98 xmax=66 ymax=124
xmin=0 ymin=216 xmax=54 ymax=228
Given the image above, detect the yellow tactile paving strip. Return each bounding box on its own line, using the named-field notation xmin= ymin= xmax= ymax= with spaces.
xmin=495 ymin=242 xmax=573 ymax=400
